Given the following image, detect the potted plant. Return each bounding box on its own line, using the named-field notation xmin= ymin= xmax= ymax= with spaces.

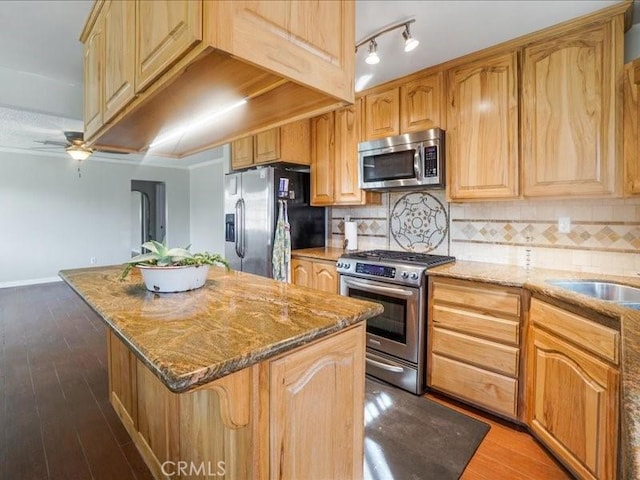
xmin=120 ymin=240 xmax=230 ymax=293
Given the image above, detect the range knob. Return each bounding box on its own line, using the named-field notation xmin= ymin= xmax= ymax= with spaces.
xmin=337 ymin=262 xmax=344 ymax=268
xmin=410 ymin=272 xmax=419 ymax=280
xmin=401 ymin=272 xmax=409 ymax=279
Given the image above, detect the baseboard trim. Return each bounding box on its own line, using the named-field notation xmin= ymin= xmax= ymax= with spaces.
xmin=0 ymin=277 xmax=62 ymax=289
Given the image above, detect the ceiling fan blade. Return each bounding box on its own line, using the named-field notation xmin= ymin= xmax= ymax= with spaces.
xmin=35 ymin=139 xmax=68 ymax=147
xmin=94 ymin=147 xmax=130 ymax=155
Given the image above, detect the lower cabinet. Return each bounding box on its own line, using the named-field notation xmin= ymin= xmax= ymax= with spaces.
xmin=528 ymin=299 xmax=619 ymax=480
xmin=427 ymin=278 xmax=524 ymax=420
xmin=291 ymin=257 xmax=338 ymax=293
xmin=107 ymin=325 xmax=365 ymax=480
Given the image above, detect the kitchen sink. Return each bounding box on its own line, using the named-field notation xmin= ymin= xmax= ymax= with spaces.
xmin=546 ymin=280 xmax=640 ymax=303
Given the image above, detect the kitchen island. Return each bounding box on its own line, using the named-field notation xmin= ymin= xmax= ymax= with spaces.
xmin=60 ymin=265 xmax=383 ymax=480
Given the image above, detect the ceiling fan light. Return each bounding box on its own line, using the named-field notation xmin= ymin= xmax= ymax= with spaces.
xmin=402 ymin=24 xmax=419 ymax=52
xmin=66 ymin=145 xmax=92 ymax=161
xmin=365 ymin=40 xmax=380 ymax=65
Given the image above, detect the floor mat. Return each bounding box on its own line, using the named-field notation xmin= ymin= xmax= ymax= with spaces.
xmin=364 ymin=377 xmax=490 ymax=480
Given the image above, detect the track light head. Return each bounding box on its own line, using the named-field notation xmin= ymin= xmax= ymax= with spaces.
xmin=365 ymin=40 xmax=380 ymax=65
xmin=402 ymin=24 xmax=419 ymax=52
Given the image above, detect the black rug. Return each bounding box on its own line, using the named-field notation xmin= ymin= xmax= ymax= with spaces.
xmin=364 ymin=378 xmax=490 ymax=480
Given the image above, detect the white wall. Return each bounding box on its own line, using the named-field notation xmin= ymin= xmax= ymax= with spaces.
xmin=626 ymin=24 xmax=640 ymax=62
xmin=188 ymin=156 xmax=227 ymax=255
xmin=0 ymin=150 xmax=190 ymax=286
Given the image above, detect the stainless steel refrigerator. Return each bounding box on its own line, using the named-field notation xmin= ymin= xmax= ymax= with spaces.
xmin=224 ymin=166 xmax=325 ymax=277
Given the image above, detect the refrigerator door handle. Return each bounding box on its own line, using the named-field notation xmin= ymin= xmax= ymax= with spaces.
xmin=235 ymin=199 xmax=245 ymax=258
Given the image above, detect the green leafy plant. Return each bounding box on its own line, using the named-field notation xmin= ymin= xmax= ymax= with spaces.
xmin=120 ymin=240 xmax=230 ymax=280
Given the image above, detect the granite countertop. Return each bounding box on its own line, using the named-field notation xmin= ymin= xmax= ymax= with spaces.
xmin=59 ymin=265 xmax=382 ymax=394
xmin=291 ymin=247 xmax=345 ymax=262
xmin=427 ymin=260 xmax=640 ymax=478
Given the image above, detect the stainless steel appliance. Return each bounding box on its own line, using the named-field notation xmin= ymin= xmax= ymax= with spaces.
xmin=337 ymin=250 xmax=455 ymax=394
xmin=224 ymin=166 xmax=325 ymax=277
xmin=358 ymin=128 xmax=445 ymax=190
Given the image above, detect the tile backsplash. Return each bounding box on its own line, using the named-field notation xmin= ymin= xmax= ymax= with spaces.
xmin=330 ymin=192 xmax=640 ymax=276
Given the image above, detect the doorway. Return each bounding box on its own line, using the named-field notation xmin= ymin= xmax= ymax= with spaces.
xmin=130 ymin=180 xmax=166 ymax=257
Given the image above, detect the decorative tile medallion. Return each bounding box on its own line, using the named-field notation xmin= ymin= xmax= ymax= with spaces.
xmin=390 ymin=192 xmax=448 ymax=252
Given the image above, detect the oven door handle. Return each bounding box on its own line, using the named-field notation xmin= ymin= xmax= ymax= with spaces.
xmin=366 ymin=354 xmax=404 ymax=373
xmin=344 ymin=279 xmax=414 ymax=297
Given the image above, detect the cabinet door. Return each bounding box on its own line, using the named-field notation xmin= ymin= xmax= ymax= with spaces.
xmin=312 ymin=262 xmax=338 ymax=294
xmin=254 ymin=128 xmax=280 ymax=164
xmin=334 ymin=106 xmax=364 ymax=205
xmin=529 ymin=327 xmax=618 ymax=480
xmin=103 ymin=0 xmax=135 ymax=123
xmin=231 ymin=136 xmax=254 ymax=169
xmin=84 ymin=20 xmax=103 ymax=139
xmin=522 ymin=20 xmax=620 ymax=197
xmin=447 ymin=51 xmax=519 ymax=200
xmin=107 ymin=331 xmax=137 ymax=430
xmin=364 ymin=88 xmax=400 ymax=140
xmin=291 ymin=259 xmax=313 ymax=288
xmin=400 ymin=72 xmax=443 ymax=133
xmin=310 ymin=113 xmax=335 ymax=205
xmin=135 ymin=0 xmax=202 ymax=92
xmin=624 ymin=61 xmax=640 ymax=195
xmin=270 ymin=325 xmax=365 ymax=480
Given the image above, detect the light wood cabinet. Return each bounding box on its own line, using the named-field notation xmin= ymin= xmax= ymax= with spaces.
xmin=291 ymin=257 xmax=338 ymax=294
xmin=522 ymin=19 xmax=621 ymax=197
xmin=528 ymin=298 xmax=619 ymax=480
xmin=270 ymin=324 xmax=364 ymax=480
xmin=400 ymin=72 xmax=444 ymax=133
xmin=107 ymin=330 xmax=137 ymax=431
xmin=428 ymin=278 xmax=524 ymax=420
xmin=364 ymin=88 xmax=400 ymax=140
xmin=135 ymin=0 xmax=202 ymax=92
xmin=230 ymin=120 xmax=311 ymax=170
xmin=446 ymin=51 xmax=519 ymax=200
xmin=624 ymin=60 xmax=640 ymax=195
xmin=311 ymin=105 xmax=381 ymax=206
xmin=83 ymin=15 xmax=103 ymax=139
xmin=102 ymin=0 xmax=135 ymax=123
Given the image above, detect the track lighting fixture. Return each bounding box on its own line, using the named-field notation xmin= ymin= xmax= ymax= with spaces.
xmin=355 ymin=18 xmax=419 ymax=65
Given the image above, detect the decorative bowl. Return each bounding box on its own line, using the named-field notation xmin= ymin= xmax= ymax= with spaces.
xmin=137 ymin=264 xmax=210 ymax=293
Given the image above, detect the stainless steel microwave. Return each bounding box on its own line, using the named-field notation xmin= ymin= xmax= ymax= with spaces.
xmin=358 ymin=128 xmax=445 ymax=190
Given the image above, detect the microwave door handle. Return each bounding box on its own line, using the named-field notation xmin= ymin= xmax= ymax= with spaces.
xmin=345 ymin=279 xmax=413 ymax=297
xmin=414 ymin=145 xmax=422 ymax=179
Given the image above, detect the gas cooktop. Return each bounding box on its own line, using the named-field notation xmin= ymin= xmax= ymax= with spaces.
xmin=340 ymin=249 xmax=455 ymax=267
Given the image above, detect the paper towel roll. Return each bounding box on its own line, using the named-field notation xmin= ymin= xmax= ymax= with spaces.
xmin=344 ymin=221 xmax=358 ymax=251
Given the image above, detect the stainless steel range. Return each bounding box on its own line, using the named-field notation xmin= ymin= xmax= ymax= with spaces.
xmin=337 ymin=249 xmax=455 ymax=394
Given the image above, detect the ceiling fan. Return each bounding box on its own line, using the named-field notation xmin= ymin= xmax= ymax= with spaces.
xmin=36 ymin=131 xmax=128 ymax=161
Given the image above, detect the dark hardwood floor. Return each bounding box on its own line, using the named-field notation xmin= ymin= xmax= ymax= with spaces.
xmin=1 ymin=282 xmax=572 ymax=479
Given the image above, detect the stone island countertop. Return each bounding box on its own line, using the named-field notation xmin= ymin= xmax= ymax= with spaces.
xmin=59 ymin=265 xmax=383 ymax=394
xmin=428 ymin=260 xmax=640 ymax=479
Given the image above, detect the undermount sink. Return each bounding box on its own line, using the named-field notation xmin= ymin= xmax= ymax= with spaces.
xmin=546 ymin=280 xmax=640 ymax=304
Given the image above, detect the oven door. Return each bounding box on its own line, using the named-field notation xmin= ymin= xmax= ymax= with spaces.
xmin=340 ymin=275 xmax=422 ymax=363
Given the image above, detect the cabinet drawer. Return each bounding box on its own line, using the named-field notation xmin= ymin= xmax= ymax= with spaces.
xmin=432 ymin=281 xmax=520 ymax=317
xmin=530 ymin=299 xmax=619 ymax=364
xmin=432 ymin=327 xmax=519 ymax=377
xmin=432 ymin=304 xmax=519 ymax=345
xmin=430 ymin=354 xmax=518 ymax=418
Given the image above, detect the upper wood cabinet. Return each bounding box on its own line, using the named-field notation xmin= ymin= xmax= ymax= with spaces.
xmin=84 ymin=15 xmax=103 ymax=139
xmin=135 ymin=0 xmax=202 ymax=92
xmin=400 ymin=72 xmax=444 ymax=133
xmin=447 ymin=51 xmax=519 ymax=200
xmin=230 ymin=120 xmax=310 ymax=170
xmin=521 ymin=18 xmax=622 ymax=198
xmin=624 ymin=60 xmax=640 ymax=195
xmin=364 ymin=88 xmax=400 ymax=140
xmin=311 ymin=105 xmax=380 ymax=206
xmin=102 ymin=0 xmax=135 ymax=124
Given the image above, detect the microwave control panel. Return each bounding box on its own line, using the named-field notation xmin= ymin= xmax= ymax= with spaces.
xmin=423 ymin=145 xmax=439 ymax=177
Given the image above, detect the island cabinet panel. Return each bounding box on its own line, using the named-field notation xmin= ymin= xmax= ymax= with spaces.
xmin=102 ymin=0 xmax=135 ymax=123
xmin=624 ymin=61 xmax=640 ymax=195
xmin=400 ymin=72 xmax=443 ymax=133
xmin=364 ymin=88 xmax=400 ymax=140
xmin=84 ymin=16 xmax=104 ymax=139
xmin=528 ymin=324 xmax=619 ymax=480
xmin=446 ymin=51 xmax=519 ymax=200
xmin=270 ymin=324 xmax=365 ymax=480
xmin=428 ymin=278 xmax=524 ymax=421
xmin=107 ymin=331 xmax=138 ymax=431
xmin=521 ymin=19 xmax=621 ymax=198
xmin=135 ymin=0 xmax=202 ymax=92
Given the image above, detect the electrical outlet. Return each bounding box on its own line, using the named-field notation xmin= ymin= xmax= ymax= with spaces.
xmin=90 ymin=256 xmax=97 ymax=265
xmin=558 ymin=217 xmax=571 ymax=233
